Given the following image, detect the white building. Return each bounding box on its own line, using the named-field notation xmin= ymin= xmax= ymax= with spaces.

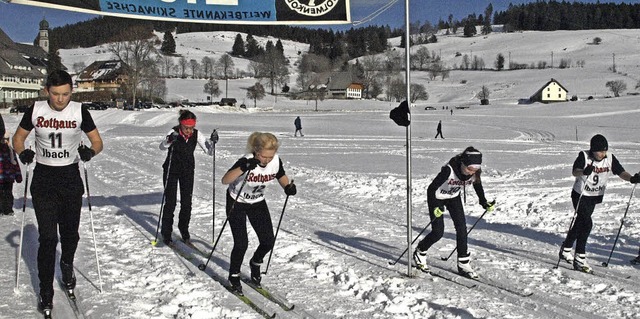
xmin=0 ymin=19 xmax=49 ymax=108
xmin=529 ymin=78 xmax=569 ymax=103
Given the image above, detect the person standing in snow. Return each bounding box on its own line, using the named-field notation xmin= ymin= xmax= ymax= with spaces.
xmin=12 ymin=70 xmax=103 ymax=312
xmin=559 ymin=134 xmax=640 ymax=273
xmin=0 ymin=131 xmax=22 ymax=215
xmin=159 ymin=109 xmax=215 ymax=245
xmin=413 ymin=146 xmax=494 ymax=279
xmin=434 ymin=120 xmax=444 ymax=139
xmin=294 ymin=116 xmax=304 ymax=137
xmin=222 ymin=132 xmax=296 ymax=294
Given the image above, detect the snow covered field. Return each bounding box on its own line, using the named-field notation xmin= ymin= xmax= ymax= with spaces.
xmin=2 ymin=97 xmax=640 ymax=318
xmin=2 ymin=27 xmax=640 ymax=318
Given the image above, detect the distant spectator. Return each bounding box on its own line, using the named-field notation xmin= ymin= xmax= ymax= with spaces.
xmin=294 ymin=116 xmax=304 ymax=137
xmin=435 ymin=120 xmax=444 ymax=139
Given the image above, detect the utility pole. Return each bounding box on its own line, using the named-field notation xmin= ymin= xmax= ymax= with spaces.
xmin=508 ymin=51 xmax=511 ymax=69
xmin=551 ymin=51 xmax=554 ymax=68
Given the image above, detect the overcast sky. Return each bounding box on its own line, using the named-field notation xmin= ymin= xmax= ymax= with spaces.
xmin=0 ymin=0 xmax=637 ymax=43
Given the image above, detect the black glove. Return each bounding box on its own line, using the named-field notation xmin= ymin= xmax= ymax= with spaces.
xmin=19 ymin=149 xmax=35 ymax=165
xmin=210 ymin=130 xmax=219 ymax=144
xmin=284 ymin=183 xmax=297 ymax=196
xmin=239 ymin=158 xmax=260 ymax=172
xmin=583 ymin=165 xmax=594 ymax=176
xmin=630 ymin=173 xmax=640 ymax=184
xmin=78 ymin=145 xmax=95 ymax=162
xmin=167 ymin=131 xmax=179 ymax=144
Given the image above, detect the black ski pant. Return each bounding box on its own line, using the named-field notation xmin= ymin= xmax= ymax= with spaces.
xmin=161 ymin=168 xmax=194 ymax=240
xmin=563 ymin=191 xmax=598 ymax=255
xmin=31 ymin=163 xmax=84 ymax=297
xmin=435 ymin=130 xmax=444 ymax=139
xmin=417 ymin=196 xmax=469 ymax=258
xmin=226 ymin=191 xmax=274 ymax=275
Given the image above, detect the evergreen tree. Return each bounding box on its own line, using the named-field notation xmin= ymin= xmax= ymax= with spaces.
xmin=231 ymin=33 xmax=245 ymax=56
xmin=46 ymin=48 xmax=64 ymax=75
xmin=160 ymin=30 xmax=176 ymax=55
xmin=245 ymin=34 xmax=261 ymax=58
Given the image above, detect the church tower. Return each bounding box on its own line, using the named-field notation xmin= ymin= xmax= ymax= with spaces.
xmin=38 ymin=17 xmax=49 ymax=53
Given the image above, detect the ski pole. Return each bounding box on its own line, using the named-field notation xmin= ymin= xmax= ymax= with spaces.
xmin=211 ymin=129 xmax=218 ymax=244
xmin=440 ymin=203 xmax=493 ymax=261
xmin=15 ymin=163 xmax=30 ymax=292
xmin=262 ymin=192 xmax=291 ymax=275
xmin=602 ymin=184 xmax=637 ymax=267
xmin=554 ymin=163 xmax=593 ymax=269
xmin=152 ymin=146 xmax=174 ymax=246
xmin=388 ymin=217 xmax=435 ymax=266
xmin=83 ymin=161 xmax=103 ymax=292
xmin=198 ymin=173 xmax=249 ymax=271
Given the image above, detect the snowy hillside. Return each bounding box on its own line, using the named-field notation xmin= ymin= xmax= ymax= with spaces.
xmin=2 ymin=28 xmax=640 ymax=318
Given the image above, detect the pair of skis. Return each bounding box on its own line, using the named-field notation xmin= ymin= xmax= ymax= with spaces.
xmin=412 ymin=265 xmax=534 ymax=297
xmin=167 ymin=240 xmax=295 ymax=318
xmin=40 ymin=281 xmax=85 ymax=319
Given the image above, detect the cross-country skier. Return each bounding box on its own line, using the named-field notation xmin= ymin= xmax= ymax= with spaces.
xmin=221 ymin=132 xmax=296 ymax=294
xmin=559 ymin=134 xmax=640 ymax=273
xmin=12 ymin=70 xmax=103 ymax=313
xmin=413 ymin=146 xmax=494 ymax=279
xmin=159 ymin=109 xmax=215 ymax=245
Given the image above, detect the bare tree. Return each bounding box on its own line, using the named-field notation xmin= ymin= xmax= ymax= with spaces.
xmin=412 ymin=47 xmax=430 ymax=70
xmin=201 ymin=56 xmax=213 ymax=79
xmin=360 ymin=54 xmax=381 ymax=99
xmin=158 ymin=55 xmax=174 ymax=77
xmin=72 ymin=61 xmax=86 ymax=74
xmin=476 ymin=85 xmax=491 ymax=104
xmin=246 ymin=82 xmax=266 ymax=107
xmin=606 ymin=80 xmax=627 ymax=97
xmin=107 ymin=26 xmax=157 ymax=106
xmin=189 ymin=59 xmax=201 ymax=79
xmin=177 ymin=56 xmax=188 ymax=78
xmin=387 ymin=77 xmax=405 ymax=102
xmin=203 ymin=79 xmax=221 ymax=102
xmin=410 ymin=83 xmax=429 ymax=103
xmin=308 ymin=84 xmax=327 ymax=112
xmin=216 ymin=54 xmax=235 ymax=98
xmin=296 ymin=53 xmax=330 ymax=92
xmin=140 ymin=65 xmax=166 ymax=102
xmin=255 ymin=51 xmax=289 ymax=95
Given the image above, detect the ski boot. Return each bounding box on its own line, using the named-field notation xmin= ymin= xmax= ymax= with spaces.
xmin=250 ymin=258 xmax=263 ymax=288
xmin=573 ymin=253 xmax=593 ymax=273
xmin=457 ymin=253 xmax=479 ymax=279
xmin=180 ymin=228 xmax=190 ymax=244
xmin=412 ymin=249 xmax=429 ymax=273
xmin=631 ymin=255 xmax=640 ymax=265
xmin=559 ymin=247 xmax=574 ymax=263
xmin=38 ymin=290 xmax=53 ymax=314
xmin=162 ymin=233 xmax=173 ymax=246
xmin=228 ymin=273 xmax=243 ymax=295
xmin=60 ymin=260 xmax=76 ymax=290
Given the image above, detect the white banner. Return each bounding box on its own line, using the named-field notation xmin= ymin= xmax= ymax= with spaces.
xmin=9 ymin=0 xmax=351 ymax=25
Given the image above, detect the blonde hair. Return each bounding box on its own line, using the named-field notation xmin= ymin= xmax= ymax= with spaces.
xmin=247 ymin=132 xmax=279 ymax=154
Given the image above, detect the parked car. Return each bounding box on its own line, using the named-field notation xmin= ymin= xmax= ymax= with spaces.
xmin=82 ymin=102 xmax=107 ymax=110
xmin=10 ymin=105 xmax=29 ymax=113
xmin=424 ymin=106 xmax=436 ymax=110
xmin=219 ymin=98 xmax=237 ymax=106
